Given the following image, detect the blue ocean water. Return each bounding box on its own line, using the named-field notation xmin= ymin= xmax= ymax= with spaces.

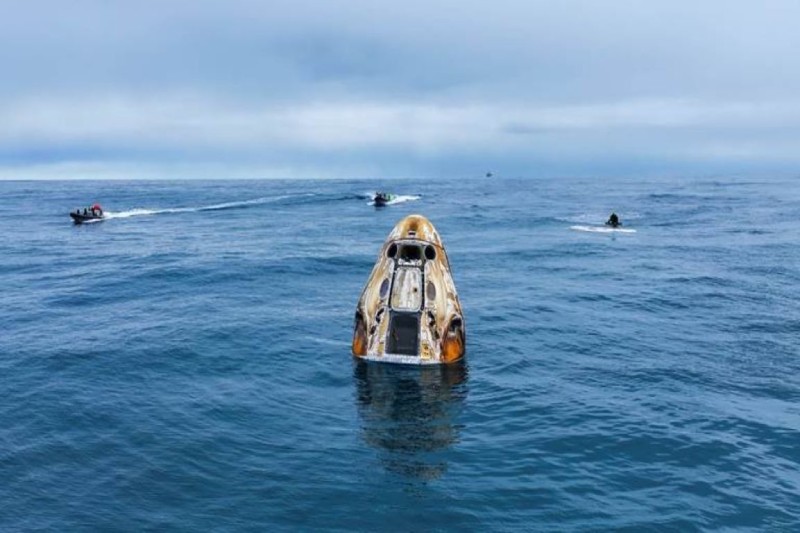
xmin=1 ymin=176 xmax=799 ymax=531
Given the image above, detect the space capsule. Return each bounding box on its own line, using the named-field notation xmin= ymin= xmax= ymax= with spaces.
xmin=352 ymin=215 xmax=465 ymax=364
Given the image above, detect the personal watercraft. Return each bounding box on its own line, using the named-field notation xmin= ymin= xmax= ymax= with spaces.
xmin=373 ymin=192 xmax=396 ymax=206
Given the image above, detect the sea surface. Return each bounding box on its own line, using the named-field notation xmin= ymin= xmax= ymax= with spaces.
xmin=2 ymin=176 xmax=799 ymax=531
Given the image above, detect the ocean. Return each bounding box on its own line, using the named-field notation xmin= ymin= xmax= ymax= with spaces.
xmin=2 ymin=176 xmax=799 ymax=531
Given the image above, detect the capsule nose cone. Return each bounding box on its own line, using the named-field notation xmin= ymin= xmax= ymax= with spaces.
xmin=388 ymin=214 xmax=443 ymax=246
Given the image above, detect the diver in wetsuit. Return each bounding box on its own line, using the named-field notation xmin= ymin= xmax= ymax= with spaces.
xmin=606 ymin=212 xmax=621 ymax=228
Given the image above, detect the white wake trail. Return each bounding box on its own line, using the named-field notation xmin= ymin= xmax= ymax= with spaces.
xmin=570 ymin=225 xmax=637 ymax=234
xmin=104 ymin=194 xmax=310 ymax=219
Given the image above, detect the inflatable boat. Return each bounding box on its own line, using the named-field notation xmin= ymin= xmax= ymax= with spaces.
xmin=70 ymin=203 xmax=105 ymax=224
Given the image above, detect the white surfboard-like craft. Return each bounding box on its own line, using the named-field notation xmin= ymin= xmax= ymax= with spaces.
xmin=352 ymin=215 xmax=466 ymax=364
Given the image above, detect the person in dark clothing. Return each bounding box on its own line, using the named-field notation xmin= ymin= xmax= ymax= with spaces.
xmin=606 ymin=212 xmax=621 ymax=227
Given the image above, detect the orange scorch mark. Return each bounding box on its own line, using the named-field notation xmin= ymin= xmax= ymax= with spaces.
xmin=441 ymin=334 xmax=465 ymax=363
xmin=352 ymin=312 xmax=368 ymax=356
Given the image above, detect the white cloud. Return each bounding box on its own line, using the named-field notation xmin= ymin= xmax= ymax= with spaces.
xmin=2 ymin=94 xmax=800 ymax=151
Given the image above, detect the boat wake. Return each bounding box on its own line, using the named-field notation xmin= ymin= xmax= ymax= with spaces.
xmin=570 ymin=225 xmax=637 ymax=234
xmin=104 ymin=193 xmax=312 ymax=220
xmin=366 ymin=193 xmax=422 ymax=206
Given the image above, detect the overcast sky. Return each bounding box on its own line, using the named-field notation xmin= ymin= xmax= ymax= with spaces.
xmin=2 ymin=0 xmax=799 ymax=179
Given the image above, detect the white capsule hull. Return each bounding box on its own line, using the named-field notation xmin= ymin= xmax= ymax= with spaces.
xmin=352 ymin=215 xmax=465 ymax=364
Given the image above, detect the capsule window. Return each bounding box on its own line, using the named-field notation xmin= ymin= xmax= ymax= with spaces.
xmin=425 ymin=245 xmax=436 ymax=260
xmin=379 ymin=278 xmax=390 ymax=298
xmin=426 ymin=281 xmax=436 ymax=301
xmin=387 ymin=243 xmax=398 ymax=258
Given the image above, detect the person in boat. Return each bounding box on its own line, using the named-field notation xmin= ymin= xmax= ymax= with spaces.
xmin=606 ymin=212 xmax=621 ymax=227
xmin=374 ymin=192 xmax=391 ymax=205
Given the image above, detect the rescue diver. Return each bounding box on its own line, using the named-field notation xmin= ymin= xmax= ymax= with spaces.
xmin=606 ymin=212 xmax=621 ymax=228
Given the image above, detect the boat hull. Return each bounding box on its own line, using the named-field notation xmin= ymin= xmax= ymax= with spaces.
xmin=70 ymin=213 xmax=105 ymax=224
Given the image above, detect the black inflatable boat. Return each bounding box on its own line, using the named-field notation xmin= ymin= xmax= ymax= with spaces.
xmin=70 ymin=203 xmax=105 ymax=224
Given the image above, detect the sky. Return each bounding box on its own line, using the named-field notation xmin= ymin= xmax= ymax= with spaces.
xmin=2 ymin=0 xmax=800 ymax=179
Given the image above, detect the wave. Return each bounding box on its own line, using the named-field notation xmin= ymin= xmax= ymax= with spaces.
xmin=103 ymin=193 xmax=313 ymax=219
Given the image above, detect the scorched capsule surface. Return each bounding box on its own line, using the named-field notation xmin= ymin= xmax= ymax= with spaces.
xmin=352 ymin=215 xmax=465 ymax=364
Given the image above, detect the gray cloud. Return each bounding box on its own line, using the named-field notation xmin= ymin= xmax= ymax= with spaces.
xmin=1 ymin=0 xmax=799 ymax=178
